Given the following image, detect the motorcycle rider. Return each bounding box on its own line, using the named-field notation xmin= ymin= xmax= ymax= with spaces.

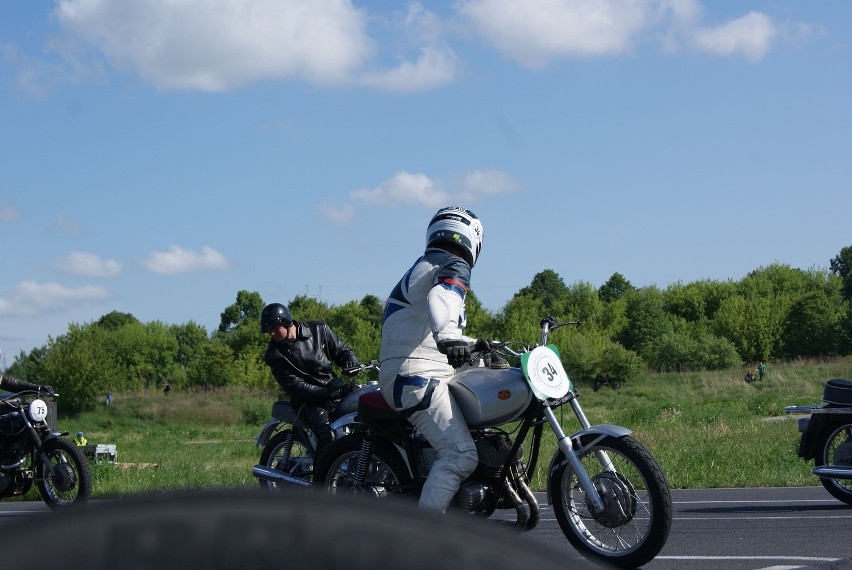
xmin=0 ymin=373 xmax=53 ymax=395
xmin=378 ymin=206 xmax=487 ymax=513
xmin=261 ymin=303 xmax=362 ymax=453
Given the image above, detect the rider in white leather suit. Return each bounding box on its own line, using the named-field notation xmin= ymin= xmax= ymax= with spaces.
xmin=378 ymin=207 xmax=486 ymax=512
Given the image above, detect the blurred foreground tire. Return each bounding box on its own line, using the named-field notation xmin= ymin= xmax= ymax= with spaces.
xmin=0 ymin=488 xmax=602 ymax=569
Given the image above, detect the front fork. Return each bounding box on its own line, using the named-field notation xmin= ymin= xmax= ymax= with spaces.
xmin=544 ymin=405 xmax=607 ymax=512
xmin=21 ymin=412 xmax=58 ymax=480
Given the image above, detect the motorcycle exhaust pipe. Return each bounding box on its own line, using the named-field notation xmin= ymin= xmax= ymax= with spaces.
xmin=813 ymin=465 xmax=852 ymax=480
xmin=251 ymin=465 xmax=312 ymax=487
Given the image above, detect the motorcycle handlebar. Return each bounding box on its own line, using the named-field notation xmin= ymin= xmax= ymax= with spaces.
xmin=470 ymin=317 xmax=583 ymax=362
xmin=344 ymin=360 xmax=380 ymax=375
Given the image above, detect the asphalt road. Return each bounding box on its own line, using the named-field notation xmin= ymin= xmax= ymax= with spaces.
xmin=1 ymin=487 xmax=850 ymax=569
xmin=503 ymin=486 xmax=852 ymax=569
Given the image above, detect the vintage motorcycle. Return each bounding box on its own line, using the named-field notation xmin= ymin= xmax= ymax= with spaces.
xmin=0 ymin=388 xmax=92 ymax=509
xmin=786 ymin=378 xmax=852 ymax=505
xmin=314 ymin=317 xmax=673 ymax=569
xmin=251 ymin=361 xmax=380 ymax=489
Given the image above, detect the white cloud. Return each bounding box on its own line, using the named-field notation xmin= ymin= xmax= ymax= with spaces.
xmin=692 ymin=12 xmax=777 ymax=61
xmin=56 ymin=250 xmax=122 ymax=278
xmin=0 ymin=203 xmax=22 ymax=222
xmin=141 ymin=245 xmax=231 ymax=275
xmin=53 ymin=0 xmax=375 ymax=91
xmin=350 ymin=169 xmax=518 ymax=209
xmin=0 ymin=281 xmax=110 ymax=317
xmin=360 ymin=44 xmax=459 ymax=92
xmin=321 ymin=200 xmax=357 ymax=224
xmin=459 ymin=169 xmax=519 ymax=200
xmin=458 ymin=0 xmax=652 ymax=67
xmin=458 ymin=1 xmax=788 ymax=65
xmin=17 ymin=0 xmax=803 ymax=96
xmin=351 ymin=172 xmax=451 ymax=208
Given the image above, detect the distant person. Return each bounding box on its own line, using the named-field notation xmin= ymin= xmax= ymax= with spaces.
xmin=260 ymin=302 xmax=362 ymax=453
xmin=758 ymin=362 xmax=766 ymax=381
xmin=75 ymin=431 xmax=88 ymax=446
xmin=163 ymin=382 xmax=171 ymax=396
xmin=106 ymin=388 xmax=113 ymax=406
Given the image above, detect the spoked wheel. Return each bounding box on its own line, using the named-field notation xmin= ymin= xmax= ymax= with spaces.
xmin=548 ymin=434 xmax=672 ymax=569
xmin=258 ymin=429 xmax=313 ymax=490
xmin=36 ymin=438 xmax=93 ymax=510
xmin=816 ymin=421 xmax=852 ymax=506
xmin=314 ymin=433 xmax=414 ymax=499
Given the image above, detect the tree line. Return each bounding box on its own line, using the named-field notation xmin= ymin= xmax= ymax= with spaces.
xmin=8 ymin=246 xmax=852 ymax=414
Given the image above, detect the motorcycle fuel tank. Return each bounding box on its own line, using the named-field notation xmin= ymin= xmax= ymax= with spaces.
xmin=334 ymin=382 xmax=380 ymax=419
xmin=449 ymin=367 xmax=533 ymax=428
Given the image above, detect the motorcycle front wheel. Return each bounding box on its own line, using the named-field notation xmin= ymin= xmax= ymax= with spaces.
xmin=816 ymin=420 xmax=852 ymax=505
xmin=36 ymin=437 xmax=93 ymax=510
xmin=314 ymin=433 xmax=414 ymax=499
xmin=258 ymin=429 xmax=313 ymax=490
xmin=548 ymin=434 xmax=672 ymax=569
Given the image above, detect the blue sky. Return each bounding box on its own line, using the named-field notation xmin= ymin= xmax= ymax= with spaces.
xmin=1 ymin=1 xmax=850 ymax=366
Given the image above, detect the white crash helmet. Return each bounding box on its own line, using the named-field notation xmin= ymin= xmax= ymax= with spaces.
xmin=425 ymin=207 xmax=484 ymax=267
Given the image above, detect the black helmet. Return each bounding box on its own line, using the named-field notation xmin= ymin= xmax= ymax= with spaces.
xmin=260 ymin=303 xmax=292 ymax=333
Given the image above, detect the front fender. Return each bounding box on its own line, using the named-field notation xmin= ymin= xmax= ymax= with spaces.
xmin=545 ymin=424 xmax=633 ymax=506
xmin=255 ymin=419 xmax=283 ymax=448
xmin=330 ymin=412 xmax=359 ymax=438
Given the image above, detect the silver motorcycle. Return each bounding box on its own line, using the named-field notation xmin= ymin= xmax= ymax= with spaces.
xmin=314 ymin=317 xmax=673 ymax=569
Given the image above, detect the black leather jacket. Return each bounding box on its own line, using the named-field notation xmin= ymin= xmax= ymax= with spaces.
xmin=264 ymin=321 xmax=358 ymax=406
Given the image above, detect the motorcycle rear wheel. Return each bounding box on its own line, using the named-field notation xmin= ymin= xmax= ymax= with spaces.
xmin=549 ymin=434 xmax=672 ymax=569
xmin=36 ymin=437 xmax=92 ymax=510
xmin=816 ymin=420 xmax=852 ymax=505
xmin=314 ymin=433 xmax=414 ymax=499
xmin=258 ymin=429 xmax=313 ymax=490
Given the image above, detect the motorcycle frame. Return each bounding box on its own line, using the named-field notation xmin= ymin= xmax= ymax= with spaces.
xmin=352 ymin=387 xmax=623 ymax=514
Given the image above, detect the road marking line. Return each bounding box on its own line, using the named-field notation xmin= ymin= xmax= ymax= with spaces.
xmin=675 ymin=515 xmax=852 ymax=520
xmin=657 ymin=556 xmax=839 ymax=562
xmin=675 ymin=499 xmax=838 ymax=504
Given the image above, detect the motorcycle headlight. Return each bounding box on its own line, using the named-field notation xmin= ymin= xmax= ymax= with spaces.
xmin=29 ymin=399 xmax=48 ymax=422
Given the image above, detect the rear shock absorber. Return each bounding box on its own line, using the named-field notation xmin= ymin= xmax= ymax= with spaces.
xmin=279 ymin=431 xmax=294 ymax=470
xmin=353 ymin=432 xmax=374 ymax=488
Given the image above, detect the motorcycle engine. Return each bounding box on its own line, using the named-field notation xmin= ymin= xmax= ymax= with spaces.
xmin=0 ymin=468 xmax=32 ymax=498
xmin=454 ymin=434 xmax=521 ymax=513
xmin=473 ymin=434 xmax=520 ymax=481
xmin=456 ymin=482 xmax=490 ymax=513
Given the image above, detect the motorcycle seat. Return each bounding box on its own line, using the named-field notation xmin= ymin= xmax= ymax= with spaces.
xmin=357 ymin=390 xmax=402 ymax=422
xmin=824 ymin=379 xmax=852 ymax=406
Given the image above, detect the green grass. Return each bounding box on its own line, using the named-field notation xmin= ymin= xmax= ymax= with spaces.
xmin=30 ymin=356 xmax=852 ymax=499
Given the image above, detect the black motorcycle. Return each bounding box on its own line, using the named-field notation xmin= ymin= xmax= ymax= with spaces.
xmin=786 ymin=378 xmax=852 ymax=505
xmin=251 ymin=361 xmax=380 ymax=489
xmin=0 ymin=388 xmax=93 ymax=509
